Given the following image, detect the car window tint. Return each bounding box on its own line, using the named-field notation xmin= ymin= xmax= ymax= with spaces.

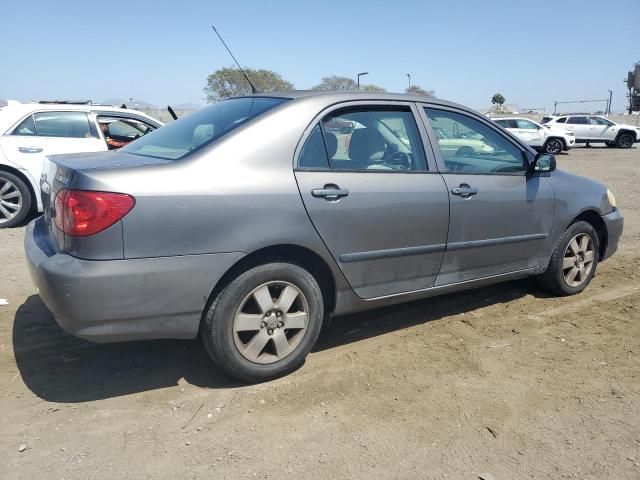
xmin=425 ymin=108 xmax=525 ymax=174
xmin=12 ymin=115 xmax=36 ymax=136
xmin=494 ymin=119 xmax=509 ymax=128
xmin=516 ymin=119 xmax=538 ymax=129
xmin=298 ymin=125 xmax=329 ymax=169
xmin=33 ymin=112 xmax=94 ymax=138
xmin=555 ymin=117 xmax=567 ymax=124
xmin=123 ymin=97 xmax=288 ymax=160
xmin=567 ymin=116 xmax=588 ymax=125
xmin=320 ymin=107 xmax=427 ymax=171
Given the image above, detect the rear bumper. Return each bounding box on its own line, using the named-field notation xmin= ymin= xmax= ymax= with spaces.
xmin=601 ymin=208 xmax=623 ymax=261
xmin=25 ymin=217 xmax=245 ymax=342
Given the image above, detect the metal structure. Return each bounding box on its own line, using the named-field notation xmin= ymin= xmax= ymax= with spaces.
xmin=625 ymin=61 xmax=640 ymax=113
xmin=553 ymin=98 xmax=610 ymax=115
xmin=356 ymin=72 xmax=368 ymax=91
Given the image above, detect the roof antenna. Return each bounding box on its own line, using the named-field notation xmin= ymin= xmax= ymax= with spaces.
xmin=211 ymin=25 xmax=258 ymax=94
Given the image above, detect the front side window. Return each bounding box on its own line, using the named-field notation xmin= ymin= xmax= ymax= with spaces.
xmin=97 ymin=115 xmax=157 ymax=150
xmin=516 ymin=119 xmax=539 ymax=130
xmin=588 ymin=116 xmax=613 ymax=126
xmin=425 ymin=108 xmax=526 ymax=174
xmin=495 ymin=119 xmax=517 ymax=129
xmin=318 ymin=107 xmax=427 ymax=171
xmin=33 ymin=112 xmax=94 ymax=138
xmin=567 ymin=116 xmax=588 ymax=125
xmin=123 ymin=97 xmax=288 ymax=160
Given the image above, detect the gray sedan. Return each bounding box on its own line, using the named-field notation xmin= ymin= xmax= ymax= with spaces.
xmin=25 ymin=91 xmax=623 ymax=382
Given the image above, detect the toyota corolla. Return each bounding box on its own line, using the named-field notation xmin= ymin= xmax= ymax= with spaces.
xmin=25 ymin=91 xmax=623 ymax=382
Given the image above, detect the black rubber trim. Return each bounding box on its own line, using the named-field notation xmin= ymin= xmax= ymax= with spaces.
xmin=447 ymin=233 xmax=548 ymax=251
xmin=340 ymin=244 xmax=446 ymax=263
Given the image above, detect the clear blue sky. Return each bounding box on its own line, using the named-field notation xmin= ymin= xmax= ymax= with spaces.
xmin=1 ymin=0 xmax=638 ymax=113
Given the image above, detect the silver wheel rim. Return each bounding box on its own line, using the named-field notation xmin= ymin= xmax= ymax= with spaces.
xmin=0 ymin=178 xmax=22 ymax=224
xmin=562 ymin=233 xmax=595 ymax=287
xmin=233 ymin=281 xmax=309 ymax=364
xmin=547 ymin=139 xmax=561 ymax=154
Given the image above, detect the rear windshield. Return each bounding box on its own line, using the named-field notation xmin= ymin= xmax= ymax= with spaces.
xmin=123 ymin=97 xmax=288 ymax=160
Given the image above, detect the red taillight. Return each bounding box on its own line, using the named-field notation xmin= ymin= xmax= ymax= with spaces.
xmin=54 ymin=189 xmax=135 ymax=237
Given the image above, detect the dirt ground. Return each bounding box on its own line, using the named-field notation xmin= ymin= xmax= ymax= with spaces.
xmin=1 ymin=146 xmax=639 ymax=480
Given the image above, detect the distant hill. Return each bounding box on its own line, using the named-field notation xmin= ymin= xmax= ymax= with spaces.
xmin=100 ymin=98 xmax=157 ymax=109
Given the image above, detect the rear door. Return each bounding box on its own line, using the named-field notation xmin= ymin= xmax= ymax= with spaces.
xmin=294 ymin=102 xmax=450 ymax=299
xmin=420 ymin=106 xmax=555 ymax=285
xmin=1 ymin=111 xmax=106 ymax=185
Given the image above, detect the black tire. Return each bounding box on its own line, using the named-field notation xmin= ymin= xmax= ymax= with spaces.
xmin=543 ymin=138 xmax=563 ymax=154
xmin=0 ymin=171 xmax=32 ymax=228
xmin=537 ymin=221 xmax=599 ymax=296
xmin=605 ymin=141 xmax=618 ymax=148
xmin=616 ymin=132 xmax=635 ymax=149
xmin=201 ymin=262 xmax=324 ymax=382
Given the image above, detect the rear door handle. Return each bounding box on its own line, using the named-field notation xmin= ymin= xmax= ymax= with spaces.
xmin=18 ymin=147 xmax=43 ymax=153
xmin=451 ymin=185 xmax=478 ymax=198
xmin=311 ymin=186 xmax=350 ymax=200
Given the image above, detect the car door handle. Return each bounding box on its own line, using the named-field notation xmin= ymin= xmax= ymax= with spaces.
xmin=18 ymin=147 xmax=43 ymax=153
xmin=451 ymin=185 xmax=478 ymax=198
xmin=311 ymin=186 xmax=350 ymax=200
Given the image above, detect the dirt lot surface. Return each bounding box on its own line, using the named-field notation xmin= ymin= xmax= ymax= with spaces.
xmin=1 ymin=146 xmax=639 ymax=479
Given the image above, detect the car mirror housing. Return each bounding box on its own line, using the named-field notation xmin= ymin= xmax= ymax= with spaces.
xmin=531 ymin=153 xmax=556 ymax=173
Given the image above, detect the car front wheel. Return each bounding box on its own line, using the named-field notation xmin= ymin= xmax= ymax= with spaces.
xmin=543 ymin=138 xmax=563 ymax=154
xmin=537 ymin=221 xmax=599 ymax=296
xmin=0 ymin=171 xmax=32 ymax=228
xmin=201 ymin=262 xmax=324 ymax=382
xmin=616 ymin=133 xmax=635 ymax=149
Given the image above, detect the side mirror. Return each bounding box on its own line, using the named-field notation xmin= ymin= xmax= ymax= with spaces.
xmin=531 ymin=153 xmax=556 ymax=173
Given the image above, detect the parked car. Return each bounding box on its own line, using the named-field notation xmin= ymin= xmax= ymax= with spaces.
xmin=432 ymin=127 xmax=495 ymax=157
xmin=493 ymin=117 xmax=575 ymax=154
xmin=25 ymin=92 xmax=623 ymax=382
xmin=0 ymin=100 xmax=163 ymax=227
xmin=541 ymin=114 xmax=640 ymax=148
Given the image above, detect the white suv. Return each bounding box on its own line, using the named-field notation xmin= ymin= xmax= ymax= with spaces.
xmin=541 ymin=115 xmax=640 ymax=148
xmin=0 ymin=101 xmax=163 ymax=227
xmin=493 ymin=117 xmax=575 ymax=154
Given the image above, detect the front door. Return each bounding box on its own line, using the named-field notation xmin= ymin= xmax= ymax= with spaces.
xmin=294 ymin=104 xmax=450 ymax=299
xmin=515 ymin=118 xmax=545 ymax=147
xmin=421 ymin=107 xmax=555 ymax=286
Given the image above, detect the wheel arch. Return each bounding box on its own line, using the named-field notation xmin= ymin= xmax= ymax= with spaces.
xmin=571 ymin=210 xmax=607 ymax=260
xmin=0 ymin=164 xmax=39 ymax=212
xmin=546 ymin=136 xmax=566 ymax=150
xmin=202 ymin=244 xmax=337 ymax=325
xmin=617 ymin=129 xmax=637 ymax=141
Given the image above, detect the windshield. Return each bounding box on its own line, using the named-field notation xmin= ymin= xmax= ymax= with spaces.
xmin=123 ymin=97 xmax=288 ymax=160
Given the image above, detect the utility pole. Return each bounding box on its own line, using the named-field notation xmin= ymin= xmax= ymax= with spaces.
xmin=407 ymin=73 xmax=411 ymax=90
xmin=607 ymin=90 xmax=613 ymax=114
xmin=357 ymin=72 xmax=369 ymax=91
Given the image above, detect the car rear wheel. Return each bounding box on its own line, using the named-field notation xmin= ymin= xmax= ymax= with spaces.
xmin=616 ymin=133 xmax=634 ymax=149
xmin=201 ymin=262 xmax=324 ymax=382
xmin=537 ymin=221 xmax=599 ymax=296
xmin=0 ymin=171 xmax=31 ymax=228
xmin=543 ymin=138 xmax=563 ymax=154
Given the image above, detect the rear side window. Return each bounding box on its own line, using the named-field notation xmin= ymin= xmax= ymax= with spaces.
xmin=555 ymin=117 xmax=567 ymax=124
xmin=567 ymin=117 xmax=588 ymax=125
xmin=33 ymin=112 xmax=94 ymax=138
xmin=12 ymin=115 xmax=36 ymax=136
xmin=123 ymin=97 xmax=288 ymax=160
xmin=495 ymin=119 xmax=517 ymax=129
xmin=298 ymin=125 xmax=330 ymax=169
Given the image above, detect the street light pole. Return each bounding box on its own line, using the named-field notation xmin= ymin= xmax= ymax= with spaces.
xmin=407 ymin=74 xmax=411 ymax=90
xmin=357 ymin=72 xmax=369 ymax=91
xmin=607 ymin=90 xmax=613 ymax=115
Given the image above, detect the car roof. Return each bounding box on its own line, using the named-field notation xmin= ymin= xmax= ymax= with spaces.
xmin=241 ymin=90 xmax=470 ymax=111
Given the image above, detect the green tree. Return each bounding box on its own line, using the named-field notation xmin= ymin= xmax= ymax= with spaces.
xmin=491 ymin=93 xmax=506 ymax=106
xmin=312 ymin=75 xmax=358 ymax=91
xmin=405 ymin=85 xmax=435 ymax=97
xmin=362 ymin=84 xmax=387 ymax=92
xmin=204 ymin=67 xmax=294 ymax=103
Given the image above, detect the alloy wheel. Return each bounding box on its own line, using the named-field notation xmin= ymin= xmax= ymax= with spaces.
xmin=618 ymin=134 xmax=633 ymax=149
xmin=545 ymin=139 xmax=562 ymax=154
xmin=0 ymin=178 xmax=22 ymax=225
xmin=233 ymin=281 xmax=309 ymax=364
xmin=562 ymin=233 xmax=595 ymax=287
